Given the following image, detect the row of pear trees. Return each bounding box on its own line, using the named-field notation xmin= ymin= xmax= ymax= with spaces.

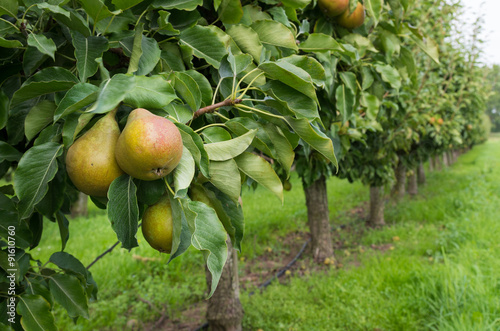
xmin=0 ymin=1 xmax=490 ymax=331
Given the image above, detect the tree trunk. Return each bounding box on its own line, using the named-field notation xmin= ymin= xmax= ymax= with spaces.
xmin=435 ymin=155 xmax=442 ymax=171
xmin=70 ymin=192 xmax=88 ymax=218
xmin=442 ymin=152 xmax=449 ymax=167
xmin=206 ymin=239 xmax=243 ymax=331
xmin=429 ymin=157 xmax=434 ymax=172
xmin=417 ymin=162 xmax=426 ymax=185
xmin=303 ymin=176 xmax=334 ymax=263
xmin=369 ymin=186 xmax=385 ymax=226
xmin=392 ymin=162 xmax=406 ymax=200
xmin=407 ymin=171 xmax=418 ymax=196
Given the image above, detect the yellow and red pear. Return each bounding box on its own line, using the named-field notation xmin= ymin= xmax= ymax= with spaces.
xmin=66 ymin=109 xmax=125 ymax=197
xmin=318 ymin=0 xmax=349 ymax=17
xmin=115 ymin=108 xmax=183 ymax=181
xmin=337 ymin=2 xmax=365 ymax=29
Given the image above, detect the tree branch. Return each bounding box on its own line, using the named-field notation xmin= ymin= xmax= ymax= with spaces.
xmin=191 ymin=98 xmax=242 ymax=121
xmin=86 ymin=241 xmax=120 ymax=269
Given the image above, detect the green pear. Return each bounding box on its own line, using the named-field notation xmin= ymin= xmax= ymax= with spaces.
xmin=66 ymin=109 xmax=124 ymax=197
xmin=142 ymin=194 xmax=173 ymax=253
xmin=115 ymin=108 xmax=183 ymax=181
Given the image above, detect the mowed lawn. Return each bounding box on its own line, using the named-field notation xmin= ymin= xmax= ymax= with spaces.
xmin=36 ymin=136 xmax=500 ymax=330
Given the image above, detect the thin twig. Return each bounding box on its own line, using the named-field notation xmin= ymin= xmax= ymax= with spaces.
xmin=86 ymin=241 xmax=120 ymax=269
xmin=191 ymin=98 xmax=242 ymax=121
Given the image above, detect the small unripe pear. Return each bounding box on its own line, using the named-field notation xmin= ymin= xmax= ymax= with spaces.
xmin=142 ymin=194 xmax=173 ymax=253
xmin=337 ymin=2 xmax=365 ymax=29
xmin=318 ymin=0 xmax=349 ymax=17
xmin=66 ymin=109 xmax=124 ymax=197
xmin=115 ymin=108 xmax=183 ymax=181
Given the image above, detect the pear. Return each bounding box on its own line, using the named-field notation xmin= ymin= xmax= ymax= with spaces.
xmin=142 ymin=194 xmax=173 ymax=253
xmin=337 ymin=2 xmax=365 ymax=29
xmin=66 ymin=109 xmax=125 ymax=197
xmin=115 ymin=108 xmax=183 ymax=181
xmin=318 ymin=0 xmax=349 ymax=18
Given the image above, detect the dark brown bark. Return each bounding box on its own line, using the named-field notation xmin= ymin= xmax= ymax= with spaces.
xmin=392 ymin=162 xmax=406 ymax=200
xmin=369 ymin=186 xmax=385 ymax=226
xmin=303 ymin=176 xmax=334 ymax=263
xmin=407 ymin=171 xmax=418 ymax=196
xmin=417 ymin=162 xmax=426 ymax=185
xmin=70 ymin=192 xmax=88 ymax=218
xmin=206 ymin=239 xmax=243 ymax=331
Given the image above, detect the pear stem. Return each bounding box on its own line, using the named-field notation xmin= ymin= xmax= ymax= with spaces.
xmin=191 ymin=98 xmax=242 ymax=121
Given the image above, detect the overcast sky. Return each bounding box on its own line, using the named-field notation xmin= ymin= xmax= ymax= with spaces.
xmin=456 ymin=0 xmax=500 ymax=66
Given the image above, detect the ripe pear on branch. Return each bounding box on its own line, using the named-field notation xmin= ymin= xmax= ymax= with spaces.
xmin=142 ymin=194 xmax=173 ymax=253
xmin=115 ymin=108 xmax=183 ymax=181
xmin=66 ymin=108 xmax=124 ymax=197
xmin=337 ymin=2 xmax=365 ymax=29
xmin=318 ymin=0 xmax=349 ymax=17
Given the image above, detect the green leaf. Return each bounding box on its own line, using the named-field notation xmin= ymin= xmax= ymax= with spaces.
xmin=173 ymin=147 xmax=195 ymax=198
xmin=127 ymin=23 xmax=144 ymax=74
xmin=52 ymin=8 xmax=91 ymax=37
xmin=176 ymin=123 xmax=210 ymax=177
xmin=164 ymin=103 xmax=192 ymax=123
xmin=0 ymin=90 xmax=7 ymax=130
xmin=184 ymin=200 xmax=228 ymax=297
xmin=364 ymin=0 xmax=383 ymax=26
xmin=374 ymin=63 xmax=401 ymax=89
xmin=79 ymin=0 xmax=115 ymax=23
xmin=0 ymin=0 xmax=17 ymax=17
xmin=281 ymin=0 xmax=311 ymax=9
xmin=180 ymin=25 xmax=227 ymax=69
xmin=284 ymin=116 xmax=337 ymax=167
xmin=54 ymin=83 xmax=98 ymax=121
xmin=111 ymin=0 xmax=143 ymax=10
xmin=380 ymin=29 xmax=400 ymax=60
xmin=250 ymin=20 xmax=298 ymax=50
xmin=360 ymin=92 xmax=380 ymax=119
xmin=342 ymin=34 xmax=378 ymax=56
xmin=208 ymin=160 xmax=241 ymax=203
xmin=361 ymin=66 xmax=374 ymax=90
xmin=56 ymin=211 xmax=69 ymax=251
xmin=18 ymin=295 xmax=57 ymax=331
xmin=124 ymin=75 xmax=177 ymax=109
xmin=108 ymin=175 xmax=139 ymax=249
xmin=0 ymin=36 xmax=22 ymax=48
xmin=72 ymin=31 xmax=109 ymax=82
xmin=36 ymin=2 xmax=70 ymax=18
xmin=49 ymin=252 xmax=87 ymax=280
xmin=11 ymin=68 xmax=79 ymax=107
xmin=173 ymin=72 xmax=201 ymax=111
xmin=157 ymin=11 xmax=180 ymax=36
xmin=407 ymin=25 xmax=439 ymax=64
xmin=336 ymin=84 xmax=355 ymax=124
xmin=27 ymin=33 xmax=57 ymax=60
xmin=234 ymin=152 xmax=283 ymax=202
xmin=48 ymin=274 xmax=89 ymax=318
xmin=14 ymin=142 xmax=64 ymax=220
xmin=135 ymin=179 xmax=166 ymax=206
xmin=226 ymin=24 xmax=263 ymax=63
xmin=259 ymin=59 xmax=318 ymax=104
xmin=204 ymin=129 xmax=257 ymax=161
xmin=168 ymin=195 xmax=192 ymax=262
xmin=202 ymin=127 xmax=231 ymax=143
xmin=23 ymin=46 xmax=49 ymax=76
xmin=339 ymin=72 xmax=358 ymax=95
xmin=299 ymin=33 xmax=342 ymax=52
xmin=265 ymin=80 xmax=319 ymax=120
xmin=217 ymin=0 xmax=243 ymax=24
xmin=0 ymin=141 xmax=22 ymax=162
xmin=183 ymin=70 xmax=213 ymax=107
xmin=152 ymin=0 xmax=202 ymax=11
xmin=282 ymin=55 xmax=326 ymax=87
xmin=87 ymin=74 xmax=135 ymax=114
xmin=263 ymin=123 xmax=294 ymax=177
xmin=25 ymin=100 xmax=56 ymax=141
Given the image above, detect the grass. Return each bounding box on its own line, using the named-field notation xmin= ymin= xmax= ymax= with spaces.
xmin=242 ymin=138 xmax=500 ymax=330
xmin=34 ymin=137 xmax=500 ymax=330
